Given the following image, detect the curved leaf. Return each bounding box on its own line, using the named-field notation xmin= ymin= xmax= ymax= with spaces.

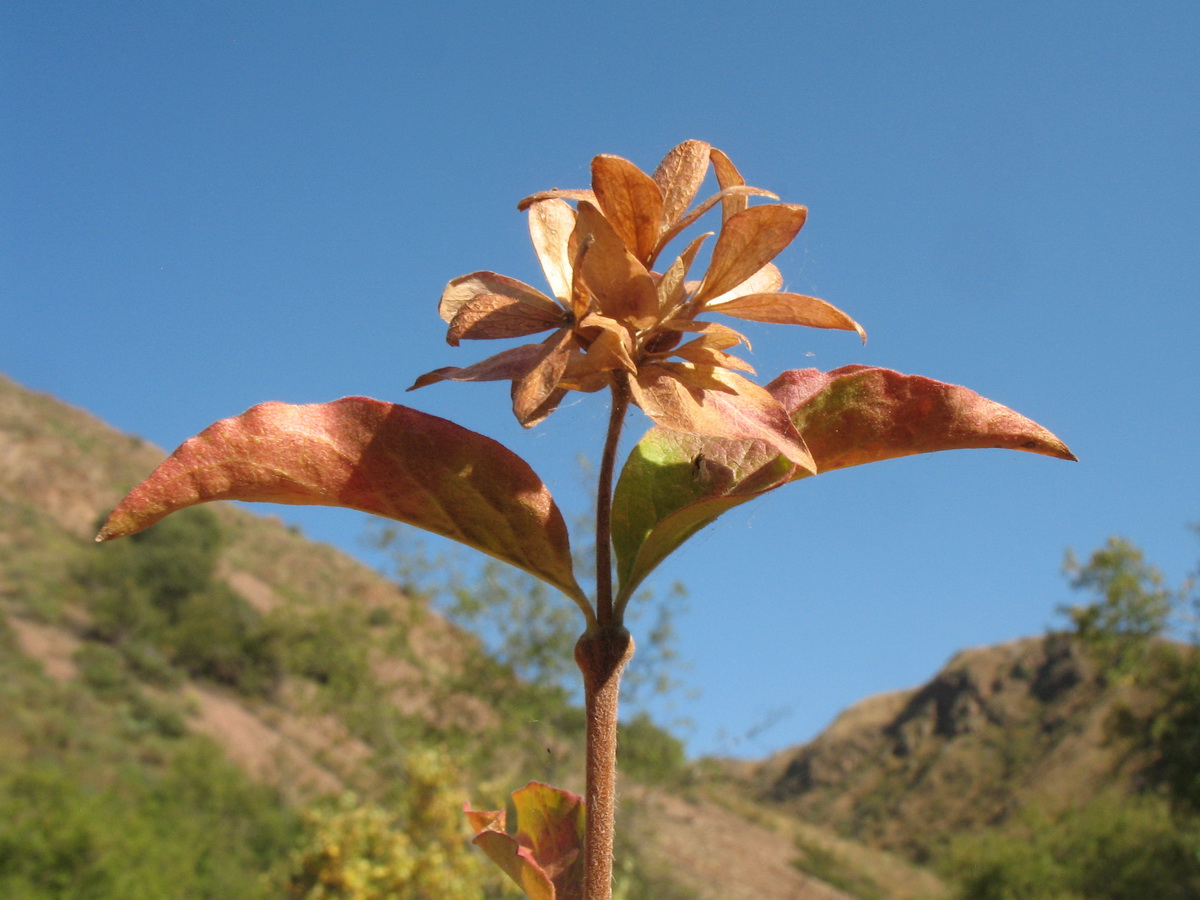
xmin=612 ymin=366 xmax=1075 ymax=603
xmin=612 ymin=427 xmax=796 ymax=608
xmin=467 ymin=782 xmax=585 ymax=900
xmin=772 ymin=366 xmax=1077 ymax=474
xmin=98 ymin=397 xmax=587 ymax=606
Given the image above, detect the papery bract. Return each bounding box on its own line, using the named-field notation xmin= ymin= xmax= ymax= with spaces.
xmin=611 ymin=366 xmax=1076 ymax=605
xmin=97 ymin=397 xmax=587 ymax=607
xmin=466 ymin=782 xmax=586 ymax=900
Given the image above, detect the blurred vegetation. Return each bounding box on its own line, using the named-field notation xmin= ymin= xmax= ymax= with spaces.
xmin=936 ymin=526 xmax=1200 ymax=900
xmin=279 ymin=750 xmax=490 ymax=900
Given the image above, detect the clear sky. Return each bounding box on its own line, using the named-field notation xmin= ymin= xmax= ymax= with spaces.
xmin=4 ymin=2 xmax=1197 ymax=758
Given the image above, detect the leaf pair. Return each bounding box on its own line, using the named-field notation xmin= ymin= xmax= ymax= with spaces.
xmin=98 ymin=366 xmax=1075 ymax=625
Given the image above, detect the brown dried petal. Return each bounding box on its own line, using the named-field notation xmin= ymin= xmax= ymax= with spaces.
xmin=573 ymin=201 xmax=658 ymax=326
xmin=671 ymin=341 xmax=756 ymax=373
xmin=517 ymin=188 xmax=595 ymax=210
xmin=513 ymin=329 xmax=575 ymax=427
xmin=440 ymin=272 xmax=561 ymax=325
xmin=592 ymin=154 xmax=664 ymax=264
xmin=528 ymin=199 xmax=577 ymax=303
xmin=656 ymin=232 xmax=712 ymax=315
xmin=408 ymin=343 xmax=544 ymax=390
xmin=577 ymin=313 xmax=637 ymax=375
xmin=701 ymin=263 xmax=784 ymax=306
xmin=652 ymin=186 xmax=779 ymax=265
xmin=668 ymin=319 xmax=753 ymax=349
xmin=708 ymin=292 xmax=867 ymax=342
xmin=695 ymin=204 xmax=808 ymax=303
xmin=651 ymin=139 xmax=712 ymax=230
xmin=709 ymin=147 xmax=748 ymax=221
xmin=629 ymin=363 xmax=814 ymax=469
xmin=446 ymin=295 xmax=566 ymax=346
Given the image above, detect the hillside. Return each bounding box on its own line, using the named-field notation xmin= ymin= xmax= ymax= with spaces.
xmin=745 ymin=634 xmax=1153 ymax=860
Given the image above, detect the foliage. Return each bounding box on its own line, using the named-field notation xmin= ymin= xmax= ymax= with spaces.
xmin=941 ymin=791 xmax=1200 ymax=900
xmin=76 ymin=506 xmax=282 ymax=696
xmin=791 ymin=835 xmax=887 ymax=900
xmin=1060 ymin=536 xmax=1174 ymax=679
xmin=281 ymin=750 xmax=488 ymax=900
xmin=0 ymin=647 xmax=299 ymax=900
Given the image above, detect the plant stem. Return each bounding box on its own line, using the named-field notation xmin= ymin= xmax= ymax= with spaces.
xmin=595 ymin=377 xmax=631 ymax=626
xmin=575 ymin=376 xmax=634 ymax=900
xmin=576 ymin=624 xmax=634 ymax=900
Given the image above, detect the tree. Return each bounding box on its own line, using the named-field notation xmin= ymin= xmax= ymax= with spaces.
xmin=1060 ymin=536 xmax=1173 ymax=678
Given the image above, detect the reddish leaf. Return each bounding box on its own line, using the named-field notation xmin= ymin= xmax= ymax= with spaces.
xmin=98 ymin=398 xmax=586 ymax=605
xmin=772 ymin=366 xmax=1077 ymax=474
xmin=611 ymin=366 xmax=1074 ymax=604
xmin=467 ymin=782 xmax=586 ymax=900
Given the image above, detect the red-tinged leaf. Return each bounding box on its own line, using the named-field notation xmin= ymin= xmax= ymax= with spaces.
xmin=694 ymin=204 xmax=808 ymax=304
xmin=447 ymin=294 xmax=565 ymax=345
xmin=611 ymin=365 xmax=1075 ymax=603
xmin=529 ymin=199 xmax=577 ymax=303
xmin=467 ymin=782 xmax=586 ymax=900
xmin=591 ymin=154 xmax=664 ymax=264
xmin=573 ymin=202 xmax=658 ymax=325
xmin=628 ymin=363 xmax=815 ymax=470
xmin=440 ymin=272 xmax=561 ymax=325
xmin=770 ymin=366 xmax=1078 ymax=475
xmin=517 ymin=188 xmax=596 ymax=210
xmin=408 ymin=343 xmax=543 ymax=390
xmin=709 ymin=292 xmax=867 ymax=342
xmin=709 ymin=147 xmax=748 ymax=221
xmin=97 ymin=398 xmax=587 ymax=605
xmin=612 ymin=426 xmax=797 ymax=606
xmin=651 ymin=139 xmax=712 ymax=230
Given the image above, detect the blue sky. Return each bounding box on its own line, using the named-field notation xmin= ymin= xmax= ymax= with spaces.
xmin=4 ymin=2 xmax=1197 ymax=758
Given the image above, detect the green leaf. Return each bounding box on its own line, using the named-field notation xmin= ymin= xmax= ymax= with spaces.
xmin=612 ymin=366 xmax=1075 ymax=606
xmin=97 ymin=397 xmax=587 ymax=607
xmin=612 ymin=426 xmax=796 ymax=608
xmin=466 ymin=782 xmax=586 ymax=900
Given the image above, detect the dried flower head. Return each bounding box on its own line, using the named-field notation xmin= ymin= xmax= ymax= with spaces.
xmin=409 ymin=140 xmax=864 ymax=469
